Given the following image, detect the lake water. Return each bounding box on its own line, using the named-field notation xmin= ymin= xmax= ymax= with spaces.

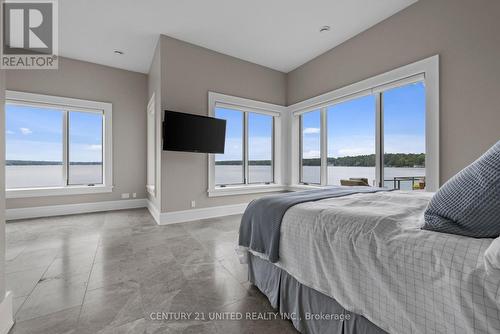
xmin=6 ymin=165 xmax=426 ymax=191
xmin=6 ymin=165 xmax=102 ymax=188
xmin=215 ymin=165 xmax=425 ymax=190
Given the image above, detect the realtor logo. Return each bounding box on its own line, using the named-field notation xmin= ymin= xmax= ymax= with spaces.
xmin=2 ymin=0 xmax=58 ymax=69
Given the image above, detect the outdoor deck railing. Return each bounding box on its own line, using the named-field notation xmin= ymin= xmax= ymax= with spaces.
xmin=383 ymin=176 xmax=426 ymax=190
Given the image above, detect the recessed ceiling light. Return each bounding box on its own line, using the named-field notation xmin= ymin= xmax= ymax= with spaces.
xmin=319 ymin=26 xmax=331 ymax=33
xmin=114 ymin=50 xmax=124 ymax=55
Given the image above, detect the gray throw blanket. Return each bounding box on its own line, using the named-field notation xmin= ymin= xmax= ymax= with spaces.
xmin=239 ymin=186 xmax=388 ymax=263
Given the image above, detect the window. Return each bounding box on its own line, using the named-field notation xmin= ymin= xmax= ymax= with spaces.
xmin=68 ymin=111 xmax=103 ymax=185
xmin=383 ymin=82 xmax=426 ymax=190
xmin=5 ymin=91 xmax=112 ymax=198
xmin=298 ymin=84 xmax=425 ymax=189
xmin=290 ymin=55 xmax=439 ymax=191
xmin=300 ymin=110 xmax=321 ymax=184
xmin=248 ymin=112 xmax=273 ymax=184
xmin=215 ymin=108 xmax=244 ymax=185
xmin=6 ymin=104 xmax=64 ymax=188
xmin=208 ymin=92 xmax=284 ymax=197
xmin=214 ymin=108 xmax=273 ymax=186
xmin=327 ymin=95 xmax=376 ymax=186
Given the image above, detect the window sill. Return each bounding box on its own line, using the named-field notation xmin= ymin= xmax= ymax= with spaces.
xmin=208 ymin=184 xmax=286 ymax=197
xmin=287 ymin=184 xmax=325 ymax=191
xmin=6 ymin=185 xmax=114 ymax=199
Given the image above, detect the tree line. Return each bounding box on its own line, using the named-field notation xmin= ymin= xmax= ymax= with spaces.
xmin=215 ymin=153 xmax=425 ymax=168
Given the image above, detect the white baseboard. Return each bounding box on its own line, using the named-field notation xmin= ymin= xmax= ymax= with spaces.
xmin=157 ymin=202 xmax=248 ymax=225
xmin=0 ymin=292 xmax=14 ymax=334
xmin=6 ymin=199 xmax=148 ymax=221
xmin=5 ymin=198 xmax=246 ymax=224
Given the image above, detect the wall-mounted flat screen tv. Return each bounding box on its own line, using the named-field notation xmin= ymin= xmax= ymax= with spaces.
xmin=163 ymin=111 xmax=226 ymax=154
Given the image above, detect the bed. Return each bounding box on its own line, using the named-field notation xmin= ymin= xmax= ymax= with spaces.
xmin=238 ymin=188 xmax=500 ymax=334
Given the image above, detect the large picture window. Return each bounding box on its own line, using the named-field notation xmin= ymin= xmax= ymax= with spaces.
xmin=291 ymin=55 xmax=438 ymax=191
xmin=208 ymin=92 xmax=284 ymax=197
xmin=5 ymin=91 xmax=112 ymax=198
xmin=298 ymin=81 xmax=426 ymax=190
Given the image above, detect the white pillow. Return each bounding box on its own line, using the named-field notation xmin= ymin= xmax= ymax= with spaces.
xmin=484 ymin=237 xmax=500 ymax=274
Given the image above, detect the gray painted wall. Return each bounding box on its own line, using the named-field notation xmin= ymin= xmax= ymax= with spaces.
xmin=159 ymin=35 xmax=287 ymax=212
xmin=287 ymin=0 xmax=500 ymax=184
xmin=6 ymin=57 xmax=148 ymax=209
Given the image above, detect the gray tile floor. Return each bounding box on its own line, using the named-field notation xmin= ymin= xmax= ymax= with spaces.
xmin=6 ymin=209 xmax=297 ymax=334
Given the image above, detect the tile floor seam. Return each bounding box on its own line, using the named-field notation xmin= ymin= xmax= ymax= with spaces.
xmin=15 ymin=255 xmax=58 ymax=319
xmin=75 ymin=230 xmax=102 ymax=326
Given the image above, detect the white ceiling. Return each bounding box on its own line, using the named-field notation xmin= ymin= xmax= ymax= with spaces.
xmin=60 ymin=0 xmax=417 ymax=74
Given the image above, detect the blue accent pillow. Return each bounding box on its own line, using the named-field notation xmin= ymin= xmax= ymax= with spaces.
xmin=423 ymin=140 xmax=500 ymax=237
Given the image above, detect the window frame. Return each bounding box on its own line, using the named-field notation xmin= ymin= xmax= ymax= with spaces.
xmin=208 ymin=92 xmax=286 ymax=197
xmin=289 ymin=55 xmax=439 ymax=191
xmin=5 ymin=90 xmax=113 ymax=198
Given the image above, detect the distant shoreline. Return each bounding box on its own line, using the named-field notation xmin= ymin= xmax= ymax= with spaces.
xmin=6 ymin=160 xmax=102 ymax=166
xmin=216 ymin=153 xmax=425 ymax=168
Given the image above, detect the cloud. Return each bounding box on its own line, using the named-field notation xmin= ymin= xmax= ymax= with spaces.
xmin=337 ymin=147 xmax=373 ymax=156
xmin=20 ymin=128 xmax=32 ymax=135
xmin=217 ymin=137 xmax=243 ymax=161
xmin=303 ymin=127 xmax=320 ymax=135
xmin=86 ymin=144 xmax=102 ymax=151
xmin=303 ymin=150 xmax=321 ymax=159
xmin=6 ymin=130 xmax=14 ymax=135
xmin=325 ymin=134 xmax=425 ymax=158
xmin=217 ymin=136 xmax=274 ymax=161
xmin=383 ymin=135 xmax=425 ymax=154
xmin=6 ymin=139 xmax=63 ymax=161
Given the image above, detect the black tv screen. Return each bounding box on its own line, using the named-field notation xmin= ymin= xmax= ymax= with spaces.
xmin=163 ymin=111 xmax=226 ymax=154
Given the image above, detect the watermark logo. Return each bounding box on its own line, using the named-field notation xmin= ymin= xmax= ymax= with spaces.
xmin=1 ymin=0 xmax=58 ymax=69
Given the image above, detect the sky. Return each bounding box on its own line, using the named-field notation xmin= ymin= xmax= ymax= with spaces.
xmin=6 ymin=104 xmax=103 ymax=162
xmin=304 ymin=81 xmax=426 ymax=159
xmin=214 ymin=82 xmax=425 ymax=162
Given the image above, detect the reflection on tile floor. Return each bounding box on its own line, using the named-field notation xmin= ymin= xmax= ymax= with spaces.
xmin=6 ymin=209 xmax=297 ymax=333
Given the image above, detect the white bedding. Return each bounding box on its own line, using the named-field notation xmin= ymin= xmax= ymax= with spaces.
xmin=255 ymin=191 xmax=500 ymax=334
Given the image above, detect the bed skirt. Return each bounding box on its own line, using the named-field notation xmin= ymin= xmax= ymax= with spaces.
xmin=248 ymin=253 xmax=387 ymax=334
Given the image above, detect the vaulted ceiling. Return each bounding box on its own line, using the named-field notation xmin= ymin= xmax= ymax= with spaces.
xmin=60 ymin=0 xmax=417 ymax=73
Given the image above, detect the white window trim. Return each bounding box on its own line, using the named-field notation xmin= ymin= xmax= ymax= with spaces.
xmin=5 ymin=90 xmax=113 ymax=198
xmin=207 ymin=92 xmax=286 ymax=197
xmin=288 ymin=55 xmax=440 ymax=191
xmin=146 ymin=93 xmax=156 ymax=198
